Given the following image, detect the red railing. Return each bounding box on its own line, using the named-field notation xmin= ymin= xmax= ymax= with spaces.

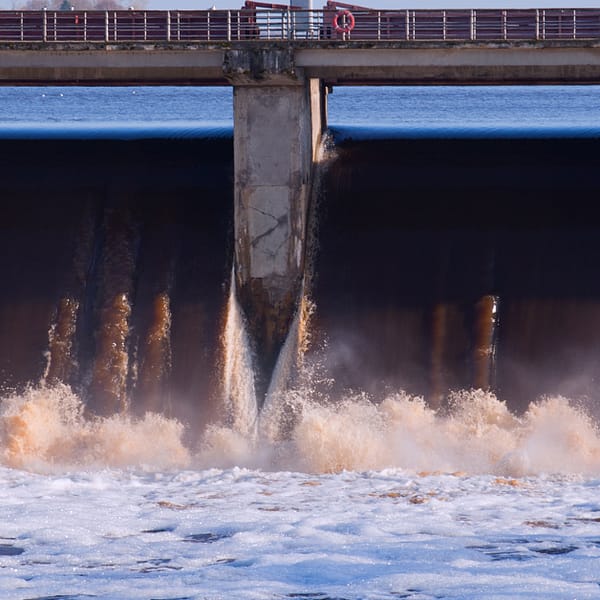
xmin=0 ymin=8 xmax=598 ymax=43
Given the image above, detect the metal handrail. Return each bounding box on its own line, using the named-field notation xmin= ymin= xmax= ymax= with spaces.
xmin=0 ymin=8 xmax=598 ymax=43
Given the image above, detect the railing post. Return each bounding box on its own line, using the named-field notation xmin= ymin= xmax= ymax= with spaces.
xmin=42 ymin=7 xmax=47 ymax=43
xmin=144 ymin=11 xmax=147 ymax=42
xmin=53 ymin=10 xmax=57 ymax=42
xmin=166 ymin=11 xmax=171 ymax=42
xmin=405 ymin=9 xmax=409 ymax=41
xmin=573 ymin=8 xmax=577 ymax=39
xmin=377 ymin=10 xmax=381 ymax=41
xmin=502 ymin=9 xmax=507 ymax=40
xmin=113 ymin=11 xmax=117 ymax=42
xmin=443 ymin=10 xmax=446 ymax=41
xmin=266 ymin=10 xmax=270 ymax=40
xmin=84 ymin=11 xmax=88 ymax=42
xmin=227 ymin=10 xmax=231 ymax=42
xmin=207 ymin=9 xmax=210 ymax=41
xmin=104 ymin=10 xmax=109 ymax=42
xmin=20 ymin=11 xmax=24 ymax=42
xmin=470 ymin=9 xmax=476 ymax=41
xmin=542 ymin=8 xmax=546 ymax=40
xmin=535 ymin=8 xmax=540 ymax=40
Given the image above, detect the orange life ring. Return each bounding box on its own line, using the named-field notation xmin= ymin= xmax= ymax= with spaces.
xmin=333 ymin=10 xmax=355 ymax=34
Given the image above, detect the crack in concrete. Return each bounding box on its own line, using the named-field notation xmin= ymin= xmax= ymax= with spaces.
xmin=250 ymin=204 xmax=279 ymax=222
xmin=250 ymin=213 xmax=288 ymax=249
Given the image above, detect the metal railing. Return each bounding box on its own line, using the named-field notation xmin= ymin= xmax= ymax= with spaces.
xmin=0 ymin=8 xmax=598 ymax=43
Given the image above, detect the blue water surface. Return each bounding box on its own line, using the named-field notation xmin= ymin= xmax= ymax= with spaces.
xmin=1 ymin=85 xmax=600 ymax=137
xmin=330 ymin=85 xmax=600 ymax=128
xmin=0 ymin=86 xmax=233 ymax=124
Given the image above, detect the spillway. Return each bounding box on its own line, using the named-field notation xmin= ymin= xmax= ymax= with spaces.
xmin=315 ymin=128 xmax=600 ymax=413
xmin=0 ymin=127 xmax=233 ymax=429
xmin=1 ymin=122 xmax=600 ymax=430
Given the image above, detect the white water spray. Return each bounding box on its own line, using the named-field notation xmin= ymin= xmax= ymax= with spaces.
xmin=0 ymin=383 xmax=189 ymax=472
xmin=259 ymin=289 xmax=314 ymax=442
xmin=221 ymin=270 xmax=259 ymax=437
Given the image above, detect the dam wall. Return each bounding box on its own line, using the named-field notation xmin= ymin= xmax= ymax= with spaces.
xmin=3 ymin=119 xmax=600 ymax=418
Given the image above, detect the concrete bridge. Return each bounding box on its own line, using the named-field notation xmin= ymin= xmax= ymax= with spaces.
xmin=3 ymin=5 xmax=600 ymax=403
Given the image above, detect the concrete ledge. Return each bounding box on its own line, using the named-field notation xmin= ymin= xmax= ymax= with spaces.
xmin=0 ymin=47 xmax=226 ymax=84
xmin=1 ymin=41 xmax=600 ymax=84
xmin=296 ymin=45 xmax=600 ymax=84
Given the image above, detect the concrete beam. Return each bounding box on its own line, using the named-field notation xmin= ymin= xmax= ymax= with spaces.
xmin=0 ymin=47 xmax=225 ymax=84
xmin=296 ymin=45 xmax=600 ymax=84
xmin=3 ymin=42 xmax=600 ymax=85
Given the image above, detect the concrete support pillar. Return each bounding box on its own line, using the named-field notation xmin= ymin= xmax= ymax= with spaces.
xmin=229 ymin=51 xmax=325 ymax=406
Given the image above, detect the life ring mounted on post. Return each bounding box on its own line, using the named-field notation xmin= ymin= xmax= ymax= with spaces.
xmin=333 ymin=9 xmax=355 ymax=34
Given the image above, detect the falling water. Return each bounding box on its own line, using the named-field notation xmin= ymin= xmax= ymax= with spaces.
xmin=218 ymin=270 xmax=313 ymax=442
xmin=87 ymin=207 xmax=137 ymax=416
xmin=43 ymin=296 xmax=80 ymax=385
xmin=260 ymin=289 xmax=315 ymax=441
xmin=221 ymin=271 xmax=259 ymax=437
xmin=135 ymin=291 xmax=173 ymax=415
xmin=472 ymin=294 xmax=499 ymax=390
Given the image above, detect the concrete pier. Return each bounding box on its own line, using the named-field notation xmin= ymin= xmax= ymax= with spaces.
xmin=226 ymin=49 xmax=325 ymax=405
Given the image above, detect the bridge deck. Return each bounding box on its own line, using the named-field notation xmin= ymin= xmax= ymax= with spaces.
xmin=1 ymin=9 xmax=600 ymax=85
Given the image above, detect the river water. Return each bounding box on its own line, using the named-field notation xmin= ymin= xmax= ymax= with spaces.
xmin=2 ymin=85 xmax=600 ymax=599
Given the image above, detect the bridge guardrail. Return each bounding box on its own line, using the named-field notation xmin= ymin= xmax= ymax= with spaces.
xmin=0 ymin=8 xmax=598 ymax=43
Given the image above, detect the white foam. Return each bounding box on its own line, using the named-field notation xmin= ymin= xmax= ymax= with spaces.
xmin=196 ymin=386 xmax=600 ymax=477
xmin=3 ymin=378 xmax=600 ymax=478
xmin=0 ymin=383 xmax=189 ymax=472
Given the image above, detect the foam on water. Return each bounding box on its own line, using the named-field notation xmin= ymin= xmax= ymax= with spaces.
xmin=0 ymin=384 xmax=189 ymax=472
xmin=2 ymin=379 xmax=600 ymax=476
xmin=309 ymin=390 xmax=600 ymax=475
xmin=197 ymin=382 xmax=600 ymax=476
